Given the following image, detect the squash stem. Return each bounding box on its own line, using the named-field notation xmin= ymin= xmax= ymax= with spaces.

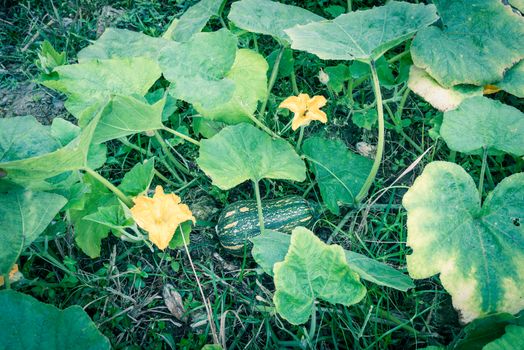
xmin=253 ymin=180 xmax=265 ymax=233
xmin=162 ymin=126 xmax=200 ymax=146
xmin=296 ymin=126 xmax=305 ymax=151
xmin=83 ymin=167 xmax=133 ymax=207
xmin=259 ymin=46 xmax=285 ymax=119
xmin=2 ymin=273 xmax=10 ymax=289
xmin=154 ymin=131 xmax=190 ymax=177
xmin=290 ymin=65 xmax=299 ymax=95
xmin=355 ymin=60 xmax=385 ymax=203
xmin=478 ymin=146 xmax=488 ymax=200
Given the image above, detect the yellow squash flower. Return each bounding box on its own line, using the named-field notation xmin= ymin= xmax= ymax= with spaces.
xmin=279 ymin=93 xmax=327 ymax=130
xmin=130 ymin=185 xmax=195 ymax=250
xmin=0 ymin=264 xmax=20 ymax=286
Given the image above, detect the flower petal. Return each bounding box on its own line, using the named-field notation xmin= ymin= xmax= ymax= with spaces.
xmin=307 ymin=95 xmax=327 ymax=110
xmin=279 ymin=94 xmax=309 ymax=115
xmin=305 ymin=109 xmax=327 ymax=123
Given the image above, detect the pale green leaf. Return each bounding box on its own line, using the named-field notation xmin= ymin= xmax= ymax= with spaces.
xmin=43 ymin=57 xmax=161 ymax=120
xmin=197 ymin=123 xmax=306 ymax=190
xmin=77 ymin=28 xmax=170 ymax=62
xmin=411 ymin=0 xmax=524 ymax=87
xmin=228 ymin=0 xmax=323 ymax=44
xmin=509 ymin=0 xmax=524 ymax=12
xmin=273 ymin=227 xmax=366 ymax=325
xmin=0 ymin=290 xmax=110 ymax=350
xmin=159 ymin=29 xmax=237 ymax=109
xmin=172 ymin=0 xmax=225 ymax=42
xmin=440 ymin=97 xmax=524 ymax=156
xmin=497 ymin=60 xmax=524 ymax=98
xmin=70 ymin=174 xmax=117 ymax=258
xmin=483 ymin=325 xmax=524 ymax=350
xmin=84 ymin=204 xmax=134 ymax=230
xmin=195 ymin=49 xmax=268 ymax=124
xmin=0 ymin=189 xmax=67 ymax=274
xmin=51 ymin=118 xmax=80 ymax=146
xmin=118 ymin=158 xmax=155 ymax=197
xmin=93 ymin=95 xmax=166 ymax=144
xmin=454 ymin=313 xmax=524 ymax=350
xmin=251 ymin=229 xmax=413 ymax=291
xmin=408 ymin=66 xmax=482 ymax=112
xmin=285 ymin=1 xmax=438 ymax=61
xmin=302 ymin=137 xmax=372 ymax=214
xmin=403 ymin=161 xmax=524 ymax=322
xmin=0 ymin=116 xmax=60 ymax=162
xmin=0 ymin=105 xmax=104 ymax=182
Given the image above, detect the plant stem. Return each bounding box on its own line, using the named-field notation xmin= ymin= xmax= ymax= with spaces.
xmin=296 ymin=126 xmax=305 ymax=151
xmin=347 ymin=0 xmax=352 ymax=12
xmin=253 ymin=180 xmax=265 ymax=233
xmin=247 ymin=113 xmax=280 ymax=139
xmin=478 ymin=146 xmax=488 ymax=199
xmin=83 ymin=167 xmax=133 ymax=207
xmin=154 ymin=169 xmax=179 ymax=187
xmin=308 ymin=304 xmax=317 ymax=344
xmin=259 ymin=46 xmax=285 ymax=118
xmin=290 ymin=67 xmax=299 ymax=95
xmin=154 ymin=131 xmax=190 ymax=176
xmin=162 ymin=126 xmax=200 ymax=146
xmin=3 ymin=273 xmax=10 ymax=289
xmin=180 ymin=226 xmax=220 ymax=345
xmin=355 ymin=60 xmax=385 ymax=203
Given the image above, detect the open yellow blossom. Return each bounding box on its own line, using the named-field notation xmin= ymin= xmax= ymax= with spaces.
xmin=0 ymin=264 xmax=20 ymax=286
xmin=279 ymin=93 xmax=327 ymax=130
xmin=130 ymin=185 xmax=195 ymax=250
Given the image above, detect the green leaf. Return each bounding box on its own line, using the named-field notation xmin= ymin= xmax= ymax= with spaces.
xmin=302 ymin=137 xmax=372 ymax=214
xmin=168 ymin=220 xmax=193 ymax=249
xmin=509 ymin=0 xmax=524 ymax=12
xmin=36 ymin=40 xmax=66 ymax=74
xmin=267 ymin=48 xmax=294 ymax=78
xmin=77 ymin=28 xmax=169 ymax=62
xmin=159 ymin=29 xmax=237 ymax=109
xmin=251 ymin=229 xmax=414 ymax=291
xmin=0 ymin=290 xmax=110 ymax=350
xmin=197 ymin=123 xmax=305 ymax=190
xmin=84 ymin=204 xmax=134 ymax=231
xmin=403 ymin=161 xmax=524 ymax=322
xmin=483 ymin=325 xmax=524 ymax=350
xmin=0 ymin=106 xmax=104 ymax=183
xmin=118 ymin=158 xmax=155 ymax=197
xmin=453 ymin=313 xmax=524 ymax=350
xmin=195 ymin=49 xmax=268 ymax=124
xmin=70 ymin=174 xmax=117 ymax=258
xmin=0 ymin=189 xmax=67 ymax=274
xmin=411 ymin=0 xmax=524 ymax=87
xmin=93 ymin=95 xmax=166 ymax=144
xmin=352 ymin=109 xmax=378 ymax=130
xmin=172 ymin=0 xmax=225 ymax=42
xmin=324 ymin=64 xmax=350 ymax=93
xmin=497 ymin=60 xmax=524 ymax=98
xmin=0 ymin=116 xmax=60 ymax=163
xmin=43 ymin=57 xmax=161 ymax=120
xmin=51 ymin=118 xmax=80 ymax=146
xmin=440 ymin=97 xmax=524 ymax=156
xmin=192 ymin=117 xmax=226 ymax=138
xmin=285 ymin=1 xmax=438 ymax=62
xmin=408 ymin=66 xmax=482 ymax=112
xmin=250 ymin=230 xmax=291 ymax=275
xmin=343 ymin=250 xmax=414 ymax=292
xmin=273 ymin=227 xmax=366 ymax=325
xmin=228 ymin=0 xmax=323 ymax=44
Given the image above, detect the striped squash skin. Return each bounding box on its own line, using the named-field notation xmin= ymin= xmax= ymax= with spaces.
xmin=216 ymin=196 xmax=318 ymax=255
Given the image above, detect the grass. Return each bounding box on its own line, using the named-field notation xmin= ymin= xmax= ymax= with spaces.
xmin=1 ymin=0 xmax=520 ymax=349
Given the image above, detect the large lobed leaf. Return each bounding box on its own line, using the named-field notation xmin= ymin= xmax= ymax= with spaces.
xmin=302 ymin=137 xmax=372 ymax=214
xmin=273 ymin=227 xmax=366 ymax=325
xmin=0 ymin=188 xmax=67 ymax=275
xmin=411 ymin=0 xmax=524 ymax=87
xmin=403 ymin=162 xmax=524 ymax=322
xmin=440 ymin=97 xmax=524 ymax=156
xmin=171 ymin=0 xmax=225 ymax=42
xmin=228 ymin=0 xmax=323 ymax=44
xmin=285 ymin=1 xmax=438 ymax=62
xmin=43 ymin=57 xmax=161 ymax=121
xmin=251 ymin=229 xmax=413 ymax=291
xmin=197 ymin=123 xmax=305 ymax=190
xmin=0 ymin=290 xmax=110 ymax=350
xmin=0 ymin=109 xmax=104 ymax=183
